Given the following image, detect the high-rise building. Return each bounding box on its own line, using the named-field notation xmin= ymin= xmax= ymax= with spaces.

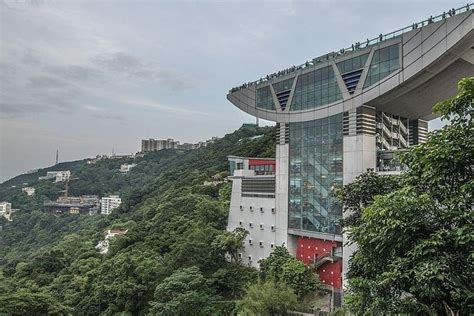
xmin=101 ymin=195 xmax=122 ymax=215
xmin=226 ymin=7 xmax=473 ymax=306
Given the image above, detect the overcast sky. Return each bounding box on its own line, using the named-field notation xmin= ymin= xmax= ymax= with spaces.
xmin=0 ymin=0 xmax=462 ymax=182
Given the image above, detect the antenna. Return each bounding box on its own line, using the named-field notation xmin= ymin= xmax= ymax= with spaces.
xmin=56 ymin=149 xmax=59 ymax=165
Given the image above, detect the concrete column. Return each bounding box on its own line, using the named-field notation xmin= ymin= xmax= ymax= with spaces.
xmin=342 ymin=130 xmax=376 ymax=294
xmin=275 ymin=143 xmax=296 ymax=254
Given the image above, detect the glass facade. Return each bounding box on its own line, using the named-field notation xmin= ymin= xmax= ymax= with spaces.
xmin=364 ymin=44 xmax=400 ymax=88
xmin=289 ymin=114 xmax=343 ymax=235
xmin=272 ymin=78 xmax=294 ymax=93
xmin=290 ymin=66 xmax=342 ymax=111
xmin=336 ymin=53 xmax=369 ymax=74
xmin=256 ymin=86 xmax=275 ymax=110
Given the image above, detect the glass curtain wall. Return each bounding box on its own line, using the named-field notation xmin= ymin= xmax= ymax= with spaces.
xmin=289 ymin=114 xmax=343 ymax=235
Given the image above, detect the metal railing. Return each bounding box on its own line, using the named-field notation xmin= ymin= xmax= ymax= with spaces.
xmin=230 ymin=3 xmax=473 ymax=93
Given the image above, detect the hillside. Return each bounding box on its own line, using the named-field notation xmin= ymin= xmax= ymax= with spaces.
xmin=0 ymin=125 xmax=276 ymax=314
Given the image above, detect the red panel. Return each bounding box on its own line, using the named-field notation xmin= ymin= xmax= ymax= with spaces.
xmin=248 ymin=159 xmax=276 ymax=166
xmin=296 ymin=236 xmax=342 ymax=289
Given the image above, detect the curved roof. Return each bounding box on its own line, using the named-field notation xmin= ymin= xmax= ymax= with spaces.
xmin=227 ymin=9 xmax=474 ymax=122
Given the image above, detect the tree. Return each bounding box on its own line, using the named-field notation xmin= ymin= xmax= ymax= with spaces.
xmin=336 ymin=170 xmax=400 ymax=227
xmin=260 ymin=246 xmax=321 ymax=299
xmin=212 ymin=227 xmax=249 ymax=263
xmin=238 ymin=279 xmax=297 ymax=315
xmin=343 ymin=78 xmax=474 ymax=315
xmin=148 ymin=266 xmax=215 ymax=315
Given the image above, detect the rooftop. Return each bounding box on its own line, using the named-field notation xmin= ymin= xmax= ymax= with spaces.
xmin=229 ymin=3 xmax=472 ymax=93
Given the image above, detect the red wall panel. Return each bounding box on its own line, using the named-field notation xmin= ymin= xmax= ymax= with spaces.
xmin=296 ymin=236 xmax=342 ymax=289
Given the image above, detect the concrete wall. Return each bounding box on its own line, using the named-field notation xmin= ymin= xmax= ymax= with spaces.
xmin=227 ymin=175 xmax=277 ymax=268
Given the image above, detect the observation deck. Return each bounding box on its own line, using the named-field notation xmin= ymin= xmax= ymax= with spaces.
xmin=227 ymin=5 xmax=474 ymax=123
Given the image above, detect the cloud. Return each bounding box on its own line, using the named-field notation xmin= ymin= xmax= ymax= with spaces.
xmin=122 ymin=98 xmax=211 ymax=117
xmin=93 ymin=52 xmax=194 ymax=90
xmin=83 ymin=105 xmax=125 ymax=122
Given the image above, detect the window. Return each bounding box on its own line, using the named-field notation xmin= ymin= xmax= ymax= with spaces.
xmin=364 ymin=44 xmax=400 ymax=88
xmin=240 ymin=205 xmax=243 ymax=211
xmin=289 ymin=114 xmax=343 ymax=235
xmin=259 ymin=241 xmax=264 ymax=247
xmin=249 ymin=222 xmax=253 ymax=229
xmin=271 ymin=243 xmax=275 ymax=249
xmin=256 ymin=86 xmax=275 ymax=110
xmin=271 ymin=225 xmax=276 ymax=232
xmin=260 ymin=207 xmax=264 ymax=213
xmin=238 ymin=253 xmax=242 ymax=258
xmin=249 ymin=239 xmax=253 ymax=245
xmin=239 ymin=221 xmax=243 ymax=226
xmin=260 ymin=224 xmax=264 ymax=230
xmin=291 ymin=66 xmax=342 ymax=111
xmin=271 ymin=208 xmax=276 ymax=214
xmin=250 ymin=206 xmax=253 ymax=212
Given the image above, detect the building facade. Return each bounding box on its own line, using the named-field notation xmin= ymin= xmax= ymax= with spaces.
xmin=43 ymin=195 xmax=100 ymax=215
xmin=120 ymin=163 xmax=136 ymax=174
xmin=0 ymin=202 xmax=12 ymax=221
xmin=141 ymin=137 xmax=219 ymax=153
xmin=227 ymin=156 xmax=280 ymax=267
xmin=38 ymin=170 xmax=71 ymax=183
xmin=101 ymin=195 xmax=122 ymax=215
xmin=22 ymin=187 xmax=36 ymax=196
xmin=226 ymin=6 xmax=473 ymax=305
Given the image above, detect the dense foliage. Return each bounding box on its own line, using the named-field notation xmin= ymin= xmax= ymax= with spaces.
xmin=342 ymin=78 xmax=474 ymax=315
xmin=0 ymin=125 xmax=276 ymax=315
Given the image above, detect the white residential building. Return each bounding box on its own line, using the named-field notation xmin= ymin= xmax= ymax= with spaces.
xmin=38 ymin=170 xmax=71 ymax=182
xmin=120 ymin=163 xmax=136 ymax=174
xmin=22 ymin=187 xmax=36 ymax=196
xmin=101 ymin=195 xmax=122 ymax=215
xmin=0 ymin=202 xmax=13 ymax=221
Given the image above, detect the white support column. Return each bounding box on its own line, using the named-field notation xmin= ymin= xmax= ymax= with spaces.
xmin=342 ymin=106 xmax=377 ymax=297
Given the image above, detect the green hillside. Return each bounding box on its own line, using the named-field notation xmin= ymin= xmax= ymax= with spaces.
xmin=0 ymin=125 xmax=278 ymax=314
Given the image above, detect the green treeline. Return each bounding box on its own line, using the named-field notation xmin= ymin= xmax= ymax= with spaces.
xmin=0 ymin=126 xmax=285 ymax=314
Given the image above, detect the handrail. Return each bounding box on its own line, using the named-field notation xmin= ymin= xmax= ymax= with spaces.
xmin=229 ymin=3 xmax=473 ymax=93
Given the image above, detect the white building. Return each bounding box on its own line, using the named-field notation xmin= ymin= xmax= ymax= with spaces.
xmin=226 ymin=156 xmax=281 ymax=268
xmin=0 ymin=202 xmax=13 ymax=221
xmin=38 ymin=170 xmax=71 ymax=182
xmin=22 ymin=187 xmax=36 ymax=196
xmin=101 ymin=195 xmax=122 ymax=215
xmin=120 ymin=163 xmax=136 ymax=174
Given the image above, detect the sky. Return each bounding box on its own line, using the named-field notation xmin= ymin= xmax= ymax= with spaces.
xmin=0 ymin=0 xmax=462 ymax=182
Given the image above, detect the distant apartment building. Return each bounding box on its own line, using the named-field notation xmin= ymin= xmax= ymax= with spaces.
xmin=0 ymin=202 xmax=13 ymax=221
xmin=22 ymin=187 xmax=36 ymax=196
xmin=101 ymin=195 xmax=122 ymax=215
xmin=38 ymin=170 xmax=71 ymax=183
xmin=43 ymin=195 xmax=100 ymax=215
xmin=141 ymin=137 xmax=219 ymax=153
xmin=120 ymin=163 xmax=136 ymax=174
xmin=141 ymin=138 xmax=180 ymax=152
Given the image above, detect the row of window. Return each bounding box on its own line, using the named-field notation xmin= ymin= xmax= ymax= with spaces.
xmin=239 ymin=221 xmax=276 ymax=231
xmin=255 ymin=44 xmax=400 ymax=111
xmin=247 ymin=240 xmax=274 ymax=248
xmin=238 ymin=252 xmax=273 ymax=262
xmin=240 ymin=205 xmax=276 ymax=213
